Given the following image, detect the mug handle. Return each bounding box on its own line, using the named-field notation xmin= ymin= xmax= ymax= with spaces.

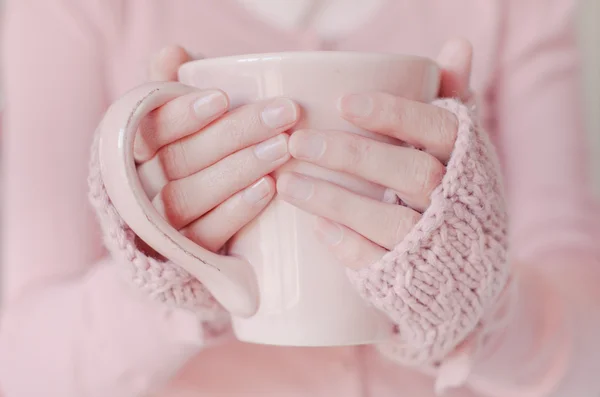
xmin=98 ymin=82 xmax=259 ymax=317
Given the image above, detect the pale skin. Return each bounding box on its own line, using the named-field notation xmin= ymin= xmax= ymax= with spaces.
xmin=137 ymin=40 xmax=473 ymax=268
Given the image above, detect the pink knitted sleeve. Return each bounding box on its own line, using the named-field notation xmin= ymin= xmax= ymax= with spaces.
xmin=348 ymin=98 xmax=511 ymax=365
xmin=88 ymin=130 xmax=231 ymax=326
xmin=351 ymin=95 xmax=600 ymax=397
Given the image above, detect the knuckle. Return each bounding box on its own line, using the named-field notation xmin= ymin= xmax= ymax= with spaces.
xmin=387 ymin=96 xmax=408 ymax=122
xmin=382 ymin=96 xmax=410 ymax=131
xmin=225 ymin=121 xmax=248 ymax=148
xmin=138 ymin=112 xmax=159 ymax=143
xmin=222 ymin=108 xmax=258 ymax=145
xmin=412 ymin=152 xmax=445 ymax=196
xmin=161 ymin=99 xmax=191 ymax=131
xmin=138 ymin=100 xmax=191 ymax=152
xmin=234 ymin=148 xmax=259 ymax=175
xmin=343 ymin=135 xmax=371 ymax=171
xmin=159 ymin=181 xmax=192 ymax=227
xmin=390 ymin=208 xmax=420 ymax=244
xmin=157 ymin=140 xmax=190 ymax=180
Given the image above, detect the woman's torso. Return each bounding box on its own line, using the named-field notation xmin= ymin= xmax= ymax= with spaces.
xmin=96 ymin=1 xmax=505 ymax=395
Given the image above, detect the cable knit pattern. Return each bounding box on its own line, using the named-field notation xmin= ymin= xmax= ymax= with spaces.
xmin=88 ymin=130 xmax=230 ymax=335
xmin=349 ymin=98 xmax=510 ymax=365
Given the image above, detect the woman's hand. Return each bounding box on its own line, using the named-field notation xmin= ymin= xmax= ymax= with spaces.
xmin=278 ymin=39 xmax=474 ymax=269
xmin=136 ymin=46 xmax=300 ymax=252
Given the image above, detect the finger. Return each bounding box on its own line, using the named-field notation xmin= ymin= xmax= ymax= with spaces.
xmin=277 ymin=173 xmax=421 ymax=250
xmin=181 ymin=176 xmax=275 ymax=252
xmin=134 ymin=89 xmax=229 ymax=162
xmin=289 ymin=130 xmax=444 ymax=211
xmin=139 ymin=98 xmax=298 ymax=198
xmin=147 ymin=97 xmax=299 ymax=181
xmin=436 ymin=38 xmax=473 ymax=101
xmin=149 ymin=45 xmax=192 ymax=81
xmin=314 ymin=217 xmax=386 ymax=270
xmin=154 ymin=134 xmax=289 ymax=229
xmin=338 ymin=92 xmax=458 ymax=163
xmin=137 ymin=153 xmax=168 ymax=198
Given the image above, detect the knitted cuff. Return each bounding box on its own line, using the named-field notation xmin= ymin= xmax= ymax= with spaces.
xmin=88 ymin=129 xmax=229 ymax=330
xmin=348 ymin=98 xmax=510 ymax=364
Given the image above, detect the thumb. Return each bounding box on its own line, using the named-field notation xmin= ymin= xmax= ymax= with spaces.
xmin=436 ymin=38 xmax=473 ymax=101
xmin=148 ymin=45 xmax=193 ymax=82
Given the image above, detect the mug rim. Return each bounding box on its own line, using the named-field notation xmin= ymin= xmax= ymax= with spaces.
xmin=179 ymin=50 xmax=437 ymax=70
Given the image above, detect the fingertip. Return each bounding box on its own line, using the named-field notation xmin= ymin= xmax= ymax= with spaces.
xmin=275 ymin=172 xmax=291 ymax=193
xmin=275 ymin=171 xmax=304 ymax=199
xmin=133 ymin=137 xmax=150 ymax=162
xmin=287 ymin=128 xmax=304 ymax=154
xmin=437 ymin=38 xmax=474 ymax=100
xmin=242 ymin=177 xmax=275 ymax=205
xmin=149 ymin=45 xmax=192 ymax=81
xmin=292 ymin=100 xmax=302 ymax=123
xmin=437 ymin=38 xmax=472 ymax=66
xmin=280 ymin=97 xmax=302 ymax=122
xmin=263 ymin=177 xmax=278 ymax=202
xmin=337 ymin=93 xmax=375 ymax=120
xmin=257 ymin=175 xmax=278 ymax=199
xmin=192 ymin=89 xmax=230 ymax=121
xmin=261 ymin=174 xmax=277 ymax=190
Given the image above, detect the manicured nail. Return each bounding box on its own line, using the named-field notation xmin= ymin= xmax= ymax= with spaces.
xmin=261 ymin=98 xmax=298 ymax=128
xmin=193 ymin=91 xmax=228 ymax=119
xmin=315 ymin=217 xmax=344 ymax=246
xmin=278 ymin=174 xmax=313 ymax=200
xmin=339 ymin=94 xmax=373 ymax=118
xmin=291 ymin=130 xmax=326 ymax=160
xmin=243 ymin=178 xmax=271 ymax=204
xmin=254 ymin=134 xmax=288 ymax=162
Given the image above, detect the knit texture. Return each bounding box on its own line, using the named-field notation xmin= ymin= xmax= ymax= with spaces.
xmin=349 ymin=99 xmax=510 ymax=365
xmin=88 ymin=130 xmax=230 ymax=336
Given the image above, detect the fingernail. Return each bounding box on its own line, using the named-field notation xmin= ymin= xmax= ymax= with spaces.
xmin=340 ymin=94 xmax=373 ymax=118
xmin=315 ymin=217 xmax=343 ymax=246
xmin=437 ymin=39 xmax=470 ymax=66
xmin=292 ymin=131 xmax=326 ymax=160
xmin=243 ymin=178 xmax=271 ymax=204
xmin=193 ymin=91 xmax=228 ymax=119
xmin=254 ymin=134 xmax=288 ymax=162
xmin=278 ymin=174 xmax=313 ymax=200
xmin=261 ymin=98 xmax=298 ymax=128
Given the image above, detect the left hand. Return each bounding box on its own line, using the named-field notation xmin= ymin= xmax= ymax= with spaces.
xmin=278 ymin=39 xmax=474 ymax=269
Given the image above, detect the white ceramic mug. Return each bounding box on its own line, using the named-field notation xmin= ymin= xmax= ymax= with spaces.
xmin=99 ymin=52 xmax=440 ymax=346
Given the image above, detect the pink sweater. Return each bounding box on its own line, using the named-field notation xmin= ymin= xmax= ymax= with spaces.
xmin=1 ymin=0 xmax=599 ymax=396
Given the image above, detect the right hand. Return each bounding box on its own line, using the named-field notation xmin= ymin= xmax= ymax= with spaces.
xmin=135 ymin=46 xmax=300 ymax=252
